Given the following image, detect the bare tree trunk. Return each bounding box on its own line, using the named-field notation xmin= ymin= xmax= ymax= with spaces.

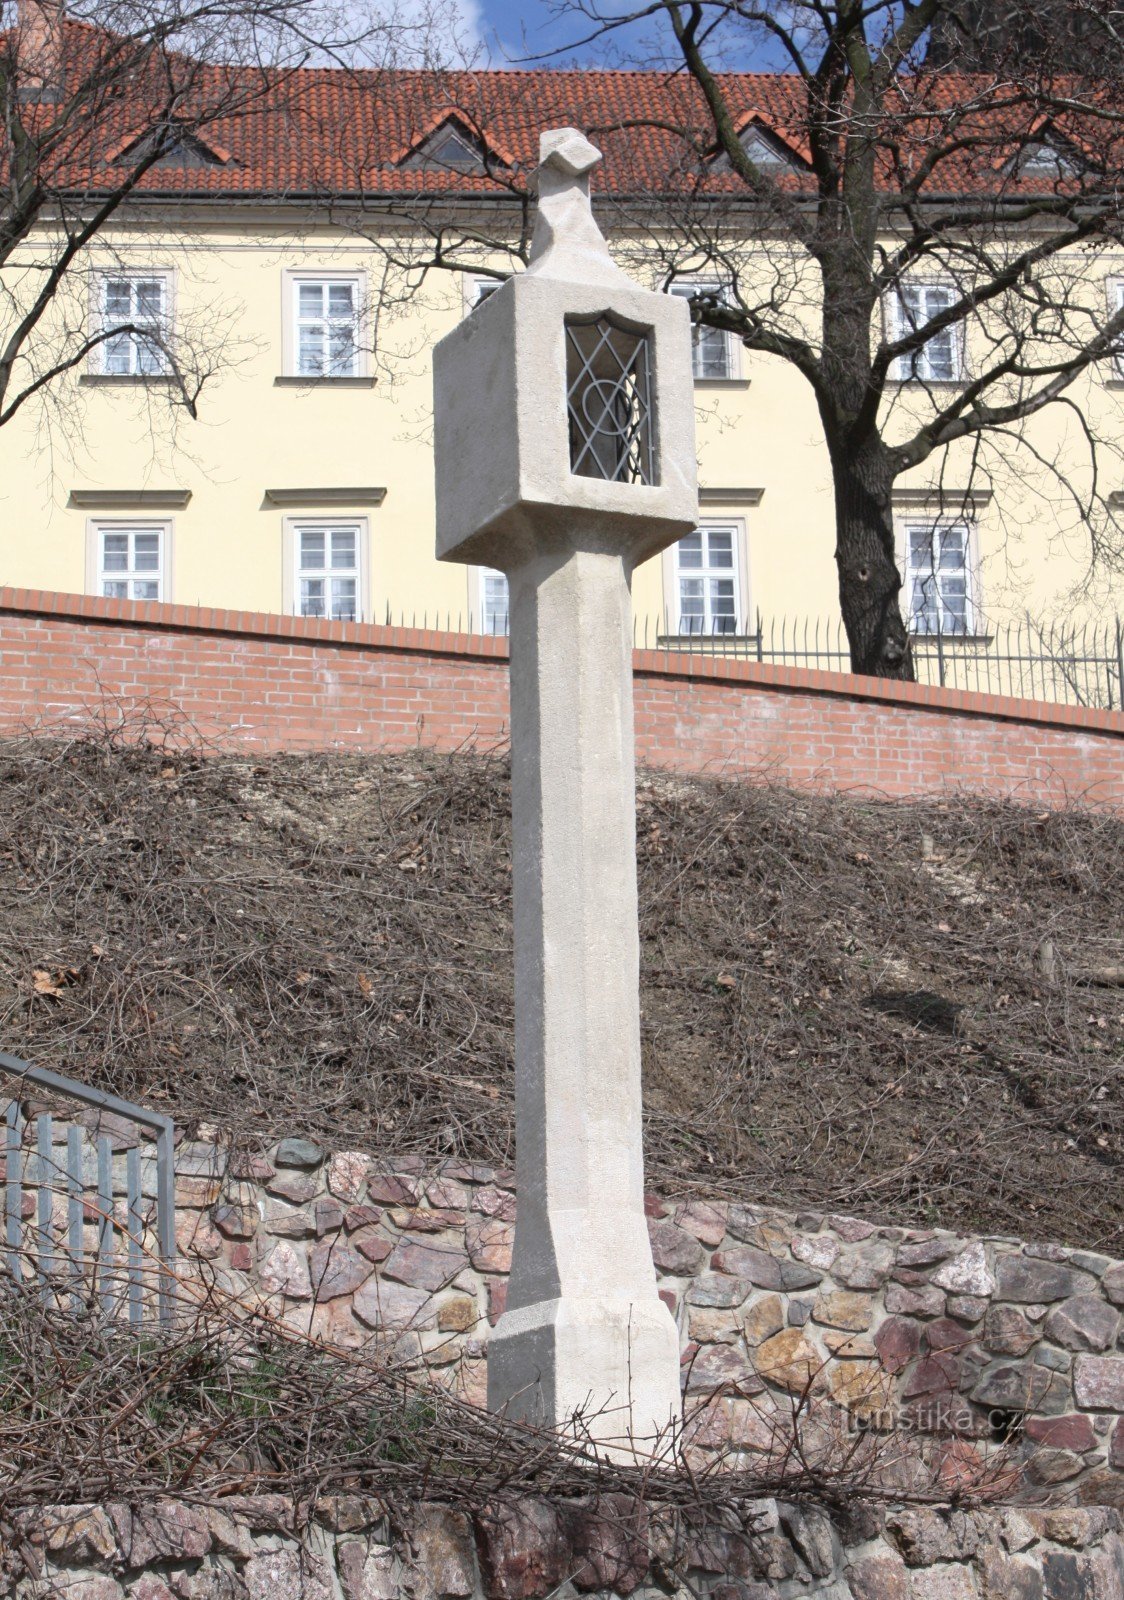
xmin=828 ymin=440 xmax=914 ymax=680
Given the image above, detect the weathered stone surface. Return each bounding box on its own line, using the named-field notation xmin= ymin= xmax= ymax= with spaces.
xmin=995 ymin=1256 xmax=1096 ymax=1304
xmin=932 ymin=1242 xmax=996 ymax=1298
xmin=259 ymin=1240 xmax=312 ymax=1300
xmin=647 ymin=1218 xmax=706 ymax=1276
xmin=41 ymin=1505 xmax=118 ymax=1560
xmin=265 ymin=1170 xmax=321 ymax=1204
xmin=354 ymin=1278 xmax=437 ymax=1331
xmin=1025 ymin=1447 xmax=1086 ymax=1485
xmin=885 ymin=1508 xmax=981 ymax=1566
xmin=778 ymin=1502 xmax=837 ymax=1579
xmin=978 ymin=1549 xmax=1044 ymax=1600
xmin=474 ymin=1500 xmax=568 ymax=1600
xmin=563 ymin=1494 xmax=649 ymax=1594
xmin=741 ymin=1294 xmax=784 ymax=1346
xmin=393 ymin=1207 xmax=467 ymax=1234
xmin=754 ymin=1328 xmax=822 ymax=1394
xmin=847 ymin=1554 xmax=909 ymax=1600
xmin=1034 ymin=1344 xmax=1071 ymax=1373
xmin=326 ymin=1151 xmax=373 ymax=1203
xmin=983 ymin=1305 xmax=1039 ymax=1356
xmin=245 ymin=1545 xmax=331 ymax=1600
xmin=828 ymin=1360 xmax=894 ymax=1412
xmin=211 ymin=1202 xmax=258 ymax=1239
xmin=791 ymin=1233 xmax=839 ymax=1271
xmin=175 ymin=1212 xmax=224 ymax=1260
xmin=832 ymin=1241 xmax=895 ymax=1290
xmin=895 ymin=1236 xmax=958 ymax=1269
xmin=425 ymin=1177 xmax=470 ymax=1210
xmin=828 ymin=1215 xmax=877 ymax=1243
xmin=315 ymin=1199 xmax=345 ymax=1237
xmin=902 ymin=1352 xmax=960 ymax=1398
xmin=688 ymin=1307 xmax=740 ymax=1344
xmin=1103 ymin=1263 xmax=1124 ymax=1307
xmin=676 ymin=1200 xmax=728 ymax=1247
xmin=947 ymin=1294 xmax=988 ymax=1323
xmin=1043 ymin=1295 xmax=1120 ymax=1353
xmin=686 ymin=1274 xmax=752 ymax=1309
xmin=874 ymin=1316 xmax=921 ymax=1374
xmin=971 ymin=1361 xmax=1070 ymax=1414
xmin=711 ymin=1245 xmax=820 ymax=1292
xmin=368 ymin=1173 xmax=422 ymax=1205
xmin=813 ymin=1290 xmax=873 ymax=1331
xmin=885 ymin=1282 xmax=945 ymax=1317
xmin=1073 ymin=1354 xmax=1124 ymax=1410
xmin=472 ymin=1184 xmax=518 ymax=1222
xmin=1024 ymin=1413 xmax=1097 ymax=1452
xmin=274 ymin=1136 xmax=324 ymax=1169
xmin=787 ymin=1298 xmax=812 ymax=1327
xmin=410 ymin=1506 xmax=475 ymax=1599
xmin=466 ymin=1217 xmax=514 ymax=1274
xmin=345 ymin=1205 xmax=383 ymax=1232
xmin=309 ymin=1240 xmax=374 ymax=1301
xmin=438 ymin=1295 xmax=479 ymax=1333
xmin=338 ymin=1540 xmax=397 ymax=1600
xmin=263 ymin=1203 xmax=317 ymax=1239
xmin=128 ymin=1503 xmax=213 ymax=1562
xmin=355 ymin=1230 xmax=394 ymax=1265
xmin=383 ymin=1238 xmax=470 ymax=1293
xmin=686 ymin=1342 xmax=765 ymax=1394
xmin=822 ymin=1330 xmax=878 ymax=1358
xmin=909 ymin=1568 xmax=977 ymax=1600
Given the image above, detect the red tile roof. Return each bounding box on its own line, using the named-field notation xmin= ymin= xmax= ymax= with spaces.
xmin=10 ymin=25 xmax=1122 ymax=203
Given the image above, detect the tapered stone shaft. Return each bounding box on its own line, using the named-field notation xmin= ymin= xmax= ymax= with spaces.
xmin=485 ymin=540 xmax=681 ymax=1444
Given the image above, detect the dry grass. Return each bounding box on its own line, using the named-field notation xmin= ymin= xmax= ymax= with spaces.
xmin=0 ymin=725 xmax=1119 ymax=1251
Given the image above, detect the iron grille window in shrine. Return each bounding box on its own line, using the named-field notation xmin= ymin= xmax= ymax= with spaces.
xmin=565 ymin=314 xmax=657 ymax=485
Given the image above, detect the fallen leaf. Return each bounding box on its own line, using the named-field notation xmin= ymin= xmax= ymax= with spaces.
xmin=357 ymin=971 xmax=374 ymax=998
xmin=32 ymin=969 xmax=62 ymax=996
xmin=715 ymin=973 xmax=737 ymax=989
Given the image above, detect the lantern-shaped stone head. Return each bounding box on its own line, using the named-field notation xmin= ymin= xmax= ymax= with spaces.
xmin=433 ymin=128 xmax=699 ymax=572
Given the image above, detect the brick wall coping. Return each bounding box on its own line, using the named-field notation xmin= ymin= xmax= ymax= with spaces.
xmin=4 ymin=585 xmax=1122 ymax=740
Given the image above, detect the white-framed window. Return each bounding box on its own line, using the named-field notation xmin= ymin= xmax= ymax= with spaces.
xmin=293 ymin=521 xmax=362 ymax=621
xmin=669 ymin=282 xmax=734 ymax=380
xmin=95 ymin=272 xmax=170 ymax=375
xmin=903 ymin=520 xmax=974 ymax=635
xmin=290 ymin=276 xmax=361 ymax=377
xmin=890 ymin=282 xmax=961 ymax=383
xmin=674 ymin=524 xmax=741 ymax=635
xmin=478 ymin=567 xmax=509 ymax=634
xmin=94 ymin=522 xmax=167 ymax=601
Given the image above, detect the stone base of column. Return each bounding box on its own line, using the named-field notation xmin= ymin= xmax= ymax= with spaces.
xmin=487 ymin=1294 xmax=681 ymax=1454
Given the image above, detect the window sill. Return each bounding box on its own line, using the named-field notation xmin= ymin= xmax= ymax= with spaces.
xmin=888 ymin=379 xmax=963 ymax=390
xmin=274 ymin=375 xmax=376 ymax=388
xmin=910 ymin=632 xmax=994 ymax=646
xmin=694 ymin=377 xmax=751 ymax=389
xmin=1103 ymin=378 xmax=1124 ymax=389
xmin=79 ymin=373 xmax=177 ymax=386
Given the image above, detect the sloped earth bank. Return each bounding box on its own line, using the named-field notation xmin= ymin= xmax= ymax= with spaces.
xmin=0 ymin=734 xmax=1119 ymax=1251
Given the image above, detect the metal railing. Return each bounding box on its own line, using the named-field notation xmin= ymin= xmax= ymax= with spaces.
xmin=1 ymin=1053 xmax=176 ymax=1326
xmin=407 ymin=604 xmax=1123 ymax=711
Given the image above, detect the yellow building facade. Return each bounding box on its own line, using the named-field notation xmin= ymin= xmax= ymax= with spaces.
xmin=3 ymin=204 xmax=1124 ymax=663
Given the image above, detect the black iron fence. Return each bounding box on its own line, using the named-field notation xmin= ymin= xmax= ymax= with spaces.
xmin=412 ymin=604 xmax=1122 ymax=712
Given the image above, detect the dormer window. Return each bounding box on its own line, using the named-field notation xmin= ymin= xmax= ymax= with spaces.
xmin=712 ymin=119 xmax=800 ymax=174
xmin=116 ymin=122 xmax=226 ymax=169
xmin=1011 ymin=135 xmax=1082 ymax=180
xmin=401 ymin=119 xmax=490 ymax=174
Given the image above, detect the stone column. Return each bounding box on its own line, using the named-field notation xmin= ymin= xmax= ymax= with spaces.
xmin=432 ymin=128 xmax=699 ymax=1451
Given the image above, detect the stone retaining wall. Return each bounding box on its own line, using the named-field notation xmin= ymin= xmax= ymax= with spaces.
xmin=9 ymin=1493 xmax=1124 ymax=1600
xmin=171 ymin=1138 xmax=1124 ymax=1507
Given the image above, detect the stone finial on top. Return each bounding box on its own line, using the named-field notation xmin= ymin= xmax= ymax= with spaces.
xmin=527 ymin=125 xmax=626 ymax=286
xmin=538 ymin=127 xmax=601 ymax=179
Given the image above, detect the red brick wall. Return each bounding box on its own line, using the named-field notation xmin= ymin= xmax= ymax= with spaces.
xmin=2 ymin=588 xmax=1121 ymax=806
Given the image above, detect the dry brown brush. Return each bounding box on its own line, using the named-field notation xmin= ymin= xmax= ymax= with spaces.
xmin=0 ymin=724 xmax=1118 ymax=1249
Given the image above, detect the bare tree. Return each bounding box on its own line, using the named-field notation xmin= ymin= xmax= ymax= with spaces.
xmin=336 ymin=2 xmax=1124 ymax=677
xmin=0 ymin=0 xmax=449 ymax=431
